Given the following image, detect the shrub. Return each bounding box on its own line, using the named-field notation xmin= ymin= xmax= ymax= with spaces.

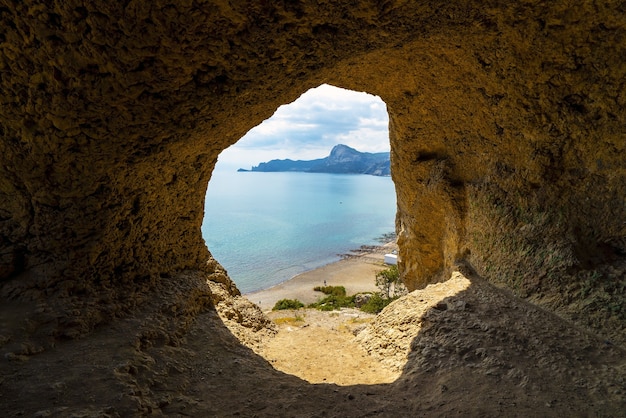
xmin=313 ymin=285 xmax=347 ymax=297
xmin=360 ymin=293 xmax=395 ymax=314
xmin=375 ymin=265 xmax=407 ymax=298
xmin=272 ymin=298 xmax=304 ymax=310
xmin=308 ymin=294 xmax=355 ymax=311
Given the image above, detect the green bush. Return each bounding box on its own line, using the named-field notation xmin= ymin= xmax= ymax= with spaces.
xmin=307 ymin=283 xmax=402 ymax=314
xmin=375 ymin=265 xmax=406 ymax=299
xmin=272 ymin=298 xmax=304 ymax=310
xmin=360 ymin=293 xmax=395 ymax=314
xmin=308 ymin=294 xmax=355 ymax=311
xmin=313 ymin=285 xmax=347 ymax=297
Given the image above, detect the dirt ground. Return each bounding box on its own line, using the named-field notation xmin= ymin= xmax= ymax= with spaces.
xmin=1 ymin=266 xmax=624 ymax=417
xmin=261 ymin=308 xmax=400 ymax=386
xmin=257 ymin=269 xmax=470 ymax=386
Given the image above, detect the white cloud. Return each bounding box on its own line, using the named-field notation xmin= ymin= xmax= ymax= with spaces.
xmin=358 ymin=116 xmax=388 ymax=128
xmin=214 ymin=84 xmax=389 ymax=172
xmin=334 ymin=127 xmax=390 ymax=153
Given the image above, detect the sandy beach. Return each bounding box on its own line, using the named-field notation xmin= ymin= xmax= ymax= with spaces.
xmin=245 ymin=241 xmax=398 ymax=312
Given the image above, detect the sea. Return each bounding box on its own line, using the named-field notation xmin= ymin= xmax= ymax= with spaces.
xmin=202 ymin=171 xmax=397 ymax=294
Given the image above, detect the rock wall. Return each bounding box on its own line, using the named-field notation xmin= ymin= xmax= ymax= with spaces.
xmin=0 ymin=1 xmax=624 ymax=336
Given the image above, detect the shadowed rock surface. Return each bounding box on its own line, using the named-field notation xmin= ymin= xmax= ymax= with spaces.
xmin=1 ymin=269 xmax=624 ymax=416
xmin=0 ymin=0 xmax=624 ymax=415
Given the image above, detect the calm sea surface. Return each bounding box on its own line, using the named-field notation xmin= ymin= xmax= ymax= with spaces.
xmin=202 ymin=171 xmax=397 ymax=294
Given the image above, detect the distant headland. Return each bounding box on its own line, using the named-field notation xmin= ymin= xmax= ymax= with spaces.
xmin=238 ymin=144 xmax=390 ymax=176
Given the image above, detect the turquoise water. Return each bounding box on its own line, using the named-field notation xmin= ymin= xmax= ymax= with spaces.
xmin=202 ymin=171 xmax=397 ymax=294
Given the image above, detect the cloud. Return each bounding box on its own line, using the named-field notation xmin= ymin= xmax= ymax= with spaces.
xmin=215 ymin=84 xmax=389 ymax=171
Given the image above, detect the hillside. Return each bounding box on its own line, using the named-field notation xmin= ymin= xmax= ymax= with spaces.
xmin=238 ymin=144 xmax=391 ymax=176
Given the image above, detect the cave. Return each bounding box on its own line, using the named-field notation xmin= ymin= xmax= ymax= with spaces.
xmin=0 ymin=1 xmax=625 ymax=415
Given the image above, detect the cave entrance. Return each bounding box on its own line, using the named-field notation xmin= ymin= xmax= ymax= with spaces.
xmin=202 ymin=83 xmax=400 ymax=385
xmin=202 ymin=84 xmax=396 ymax=297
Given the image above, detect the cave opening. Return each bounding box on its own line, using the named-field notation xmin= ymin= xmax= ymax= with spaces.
xmin=202 ymin=83 xmax=407 ymax=385
xmin=202 ymin=84 xmax=397 ymax=297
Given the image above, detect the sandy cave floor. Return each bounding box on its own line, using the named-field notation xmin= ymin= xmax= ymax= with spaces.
xmin=261 ymin=308 xmax=400 ymax=386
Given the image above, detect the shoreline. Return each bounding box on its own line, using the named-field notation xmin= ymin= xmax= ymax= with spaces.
xmin=245 ymin=241 xmax=397 ymax=312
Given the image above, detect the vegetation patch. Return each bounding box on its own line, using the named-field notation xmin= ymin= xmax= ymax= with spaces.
xmin=313 ymin=285 xmax=347 ymax=297
xmin=360 ymin=293 xmax=396 ymax=314
xmin=273 ymin=315 xmax=306 ymax=325
xmin=308 ymin=285 xmax=354 ymax=311
xmin=375 ymin=265 xmax=406 ymax=299
xmin=353 ymin=266 xmax=407 ymax=314
xmin=272 ymin=299 xmax=305 ymax=310
xmin=308 ymin=268 xmax=407 ymax=314
xmin=308 ymin=294 xmax=355 ymax=311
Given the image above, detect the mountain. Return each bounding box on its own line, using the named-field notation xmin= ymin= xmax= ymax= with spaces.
xmin=238 ymin=144 xmax=391 ymax=176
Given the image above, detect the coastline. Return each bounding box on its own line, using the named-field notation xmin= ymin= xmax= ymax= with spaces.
xmin=245 ymin=241 xmax=397 ymax=312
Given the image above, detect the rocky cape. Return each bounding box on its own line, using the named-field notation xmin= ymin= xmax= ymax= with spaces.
xmin=238 ymin=144 xmax=391 ymax=176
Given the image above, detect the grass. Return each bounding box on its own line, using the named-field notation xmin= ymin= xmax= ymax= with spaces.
xmin=273 ymin=315 xmax=306 ymax=325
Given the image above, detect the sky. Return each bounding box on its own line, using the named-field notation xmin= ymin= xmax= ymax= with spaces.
xmin=214 ymin=84 xmax=390 ymax=172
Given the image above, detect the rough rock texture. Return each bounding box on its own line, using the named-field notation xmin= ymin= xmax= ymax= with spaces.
xmin=0 ymin=1 xmax=624 ymax=341
xmin=355 ymin=271 xmax=472 ymax=372
xmin=1 ymin=269 xmax=624 ymax=416
xmin=207 ymin=272 xmax=277 ymax=354
xmin=355 ymin=269 xmax=626 ymax=416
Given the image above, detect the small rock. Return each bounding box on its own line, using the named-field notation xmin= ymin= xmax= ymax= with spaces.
xmin=354 ymin=293 xmax=372 ymax=308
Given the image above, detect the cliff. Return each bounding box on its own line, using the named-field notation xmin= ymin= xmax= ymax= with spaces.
xmin=239 ymin=144 xmax=391 ymax=175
